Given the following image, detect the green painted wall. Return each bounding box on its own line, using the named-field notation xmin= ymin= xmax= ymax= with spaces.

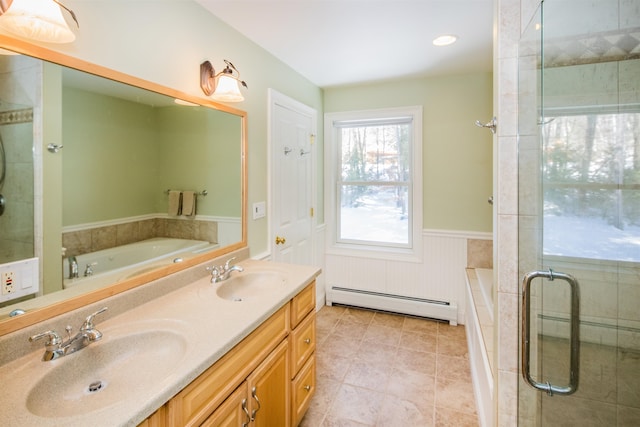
xmin=156 ymin=105 xmax=242 ymax=217
xmin=324 ymin=73 xmax=493 ymax=232
xmin=62 ymin=87 xmax=159 ymax=225
xmin=62 ymin=88 xmax=242 ymax=225
xmin=43 ymin=63 xmax=63 ymax=293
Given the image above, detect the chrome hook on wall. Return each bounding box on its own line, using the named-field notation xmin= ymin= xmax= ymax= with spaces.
xmin=47 ymin=143 xmax=64 ymax=153
xmin=475 ymin=117 xmax=497 ymax=134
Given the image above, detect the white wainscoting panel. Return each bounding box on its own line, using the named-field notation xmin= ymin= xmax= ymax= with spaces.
xmin=325 ymin=230 xmax=482 ymax=325
xmin=314 ymin=224 xmax=326 ymax=310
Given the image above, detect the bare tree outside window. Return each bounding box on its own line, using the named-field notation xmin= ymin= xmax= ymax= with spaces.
xmin=337 ymin=120 xmax=412 ymax=246
xmin=543 ymin=112 xmax=640 ymax=262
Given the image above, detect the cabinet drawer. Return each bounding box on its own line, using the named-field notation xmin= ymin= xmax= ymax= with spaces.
xmin=291 ymin=353 xmax=316 ymax=427
xmin=201 ymin=382 xmax=249 ymax=427
xmin=290 ymin=312 xmax=315 ymax=377
xmin=290 ymin=281 xmax=315 ymax=328
xmin=168 ymin=305 xmax=289 ymax=427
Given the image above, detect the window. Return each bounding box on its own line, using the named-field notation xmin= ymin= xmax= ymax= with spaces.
xmin=325 ymin=107 xmax=422 ymax=258
xmin=542 ymin=111 xmax=640 ymax=262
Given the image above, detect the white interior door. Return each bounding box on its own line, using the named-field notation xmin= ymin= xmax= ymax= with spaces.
xmin=269 ymin=90 xmax=316 ymax=265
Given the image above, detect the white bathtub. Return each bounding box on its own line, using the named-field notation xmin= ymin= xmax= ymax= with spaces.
xmin=63 ymin=238 xmax=216 ymax=289
xmin=475 ymin=267 xmax=494 ymax=322
xmin=465 ymin=268 xmax=495 ymax=427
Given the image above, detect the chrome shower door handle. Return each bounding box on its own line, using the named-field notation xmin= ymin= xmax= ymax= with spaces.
xmin=522 ymin=269 xmax=580 ymax=396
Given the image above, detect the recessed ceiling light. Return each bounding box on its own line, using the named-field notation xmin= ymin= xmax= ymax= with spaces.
xmin=433 ymin=34 xmax=458 ymax=47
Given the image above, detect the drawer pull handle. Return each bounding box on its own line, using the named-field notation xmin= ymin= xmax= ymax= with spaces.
xmin=251 ymin=386 xmax=261 ymax=420
xmin=304 ymin=338 xmax=311 ymax=344
xmin=241 ymin=398 xmax=251 ymax=426
xmin=304 ymin=385 xmax=311 ymax=392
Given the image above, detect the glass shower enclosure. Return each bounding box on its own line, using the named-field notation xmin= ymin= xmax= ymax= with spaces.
xmin=518 ymin=0 xmax=640 ymax=425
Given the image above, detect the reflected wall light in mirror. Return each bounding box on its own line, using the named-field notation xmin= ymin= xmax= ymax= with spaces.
xmin=200 ymin=59 xmax=248 ymax=102
xmin=0 ymin=0 xmax=79 ymax=43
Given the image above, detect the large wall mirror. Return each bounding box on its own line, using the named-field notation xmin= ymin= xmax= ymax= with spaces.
xmin=0 ymin=36 xmax=247 ymax=335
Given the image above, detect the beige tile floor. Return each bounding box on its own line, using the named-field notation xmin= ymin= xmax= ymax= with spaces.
xmin=300 ymin=305 xmax=479 ymax=427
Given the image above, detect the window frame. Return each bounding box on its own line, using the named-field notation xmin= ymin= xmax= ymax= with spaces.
xmin=324 ymin=106 xmax=423 ymax=262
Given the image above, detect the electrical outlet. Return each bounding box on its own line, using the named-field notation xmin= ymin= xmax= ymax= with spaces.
xmin=2 ymin=271 xmax=15 ymax=295
xmin=0 ymin=258 xmax=38 ymax=303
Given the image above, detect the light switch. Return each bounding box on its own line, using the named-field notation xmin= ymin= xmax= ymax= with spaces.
xmin=253 ymin=201 xmax=266 ymax=219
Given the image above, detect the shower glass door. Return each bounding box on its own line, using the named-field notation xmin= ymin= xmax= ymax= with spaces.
xmin=518 ymin=0 xmax=640 ymax=425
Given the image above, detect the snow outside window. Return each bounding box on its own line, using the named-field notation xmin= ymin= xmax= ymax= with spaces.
xmin=542 ymin=112 xmax=640 ymax=262
xmin=325 ymin=107 xmax=423 ymax=259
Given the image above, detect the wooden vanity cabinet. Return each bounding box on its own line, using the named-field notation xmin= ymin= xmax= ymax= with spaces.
xmin=204 ymin=339 xmax=290 ymax=427
xmin=289 ymin=283 xmax=316 ymax=427
xmin=166 ymin=305 xmax=288 ymax=427
xmin=200 ymin=384 xmax=248 ymax=427
xmin=138 ymin=405 xmax=167 ymax=427
xmin=137 ymin=281 xmax=316 ymax=427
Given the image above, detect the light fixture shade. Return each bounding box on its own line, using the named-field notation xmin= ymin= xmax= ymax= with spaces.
xmin=212 ymin=74 xmax=244 ymax=102
xmin=0 ymin=0 xmax=76 ymax=43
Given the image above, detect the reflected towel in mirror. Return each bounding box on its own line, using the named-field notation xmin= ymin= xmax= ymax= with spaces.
xmin=168 ymin=190 xmax=182 ymax=216
xmin=182 ymin=191 xmax=196 ymax=216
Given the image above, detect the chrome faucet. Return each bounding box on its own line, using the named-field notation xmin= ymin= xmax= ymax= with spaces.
xmin=84 ymin=262 xmax=96 ymax=277
xmin=29 ymin=307 xmax=108 ymax=361
xmin=207 ymin=257 xmax=244 ymax=283
xmin=68 ymin=256 xmax=79 ymax=279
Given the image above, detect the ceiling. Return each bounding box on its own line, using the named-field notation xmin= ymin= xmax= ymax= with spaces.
xmin=195 ymin=0 xmax=494 ymax=88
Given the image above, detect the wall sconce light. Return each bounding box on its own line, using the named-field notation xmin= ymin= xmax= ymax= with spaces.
xmin=0 ymin=0 xmax=79 ymax=43
xmin=200 ymin=59 xmax=248 ymax=103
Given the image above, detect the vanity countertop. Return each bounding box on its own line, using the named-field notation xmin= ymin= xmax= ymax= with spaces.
xmin=0 ymin=259 xmax=321 ymax=427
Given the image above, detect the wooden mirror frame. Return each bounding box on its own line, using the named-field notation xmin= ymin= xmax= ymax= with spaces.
xmin=0 ymin=34 xmax=248 ymax=336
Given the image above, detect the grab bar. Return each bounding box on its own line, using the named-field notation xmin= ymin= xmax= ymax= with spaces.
xmin=522 ymin=268 xmax=580 ymax=396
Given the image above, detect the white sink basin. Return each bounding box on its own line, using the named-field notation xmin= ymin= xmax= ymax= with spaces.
xmin=26 ymin=328 xmax=187 ymax=418
xmin=216 ymin=272 xmax=287 ymax=302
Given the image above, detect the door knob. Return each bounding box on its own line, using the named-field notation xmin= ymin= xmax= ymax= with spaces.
xmin=275 ymin=236 xmax=286 ymax=245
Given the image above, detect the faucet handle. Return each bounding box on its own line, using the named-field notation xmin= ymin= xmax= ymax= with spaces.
xmin=84 ymin=262 xmax=97 ymax=277
xmin=224 ymin=257 xmax=237 ymax=270
xmin=81 ymin=307 xmax=108 ymax=331
xmin=206 ymin=265 xmax=221 ymax=283
xmin=29 ymin=330 xmax=62 ymax=349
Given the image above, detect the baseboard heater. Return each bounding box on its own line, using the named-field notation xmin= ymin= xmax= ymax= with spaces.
xmin=329 ymin=286 xmax=458 ymax=325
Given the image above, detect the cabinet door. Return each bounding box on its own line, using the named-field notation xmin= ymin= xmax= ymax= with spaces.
xmin=247 ymin=339 xmax=290 ymax=427
xmin=201 ymin=383 xmax=251 ymax=427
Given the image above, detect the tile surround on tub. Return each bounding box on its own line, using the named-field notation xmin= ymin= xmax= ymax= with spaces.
xmin=62 ymin=217 xmax=219 ymax=257
xmin=467 ymin=239 xmax=493 ymax=268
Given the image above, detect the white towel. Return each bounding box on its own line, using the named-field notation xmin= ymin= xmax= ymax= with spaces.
xmin=168 ymin=190 xmax=182 ymax=216
xmin=182 ymin=191 xmax=196 ymax=216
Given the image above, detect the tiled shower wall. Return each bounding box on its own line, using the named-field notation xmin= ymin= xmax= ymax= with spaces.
xmin=0 ymin=56 xmax=39 ymax=264
xmin=494 ymin=0 xmax=538 ymax=425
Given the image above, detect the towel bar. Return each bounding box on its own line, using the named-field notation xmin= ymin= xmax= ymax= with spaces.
xmin=165 ymin=189 xmax=208 ymax=196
